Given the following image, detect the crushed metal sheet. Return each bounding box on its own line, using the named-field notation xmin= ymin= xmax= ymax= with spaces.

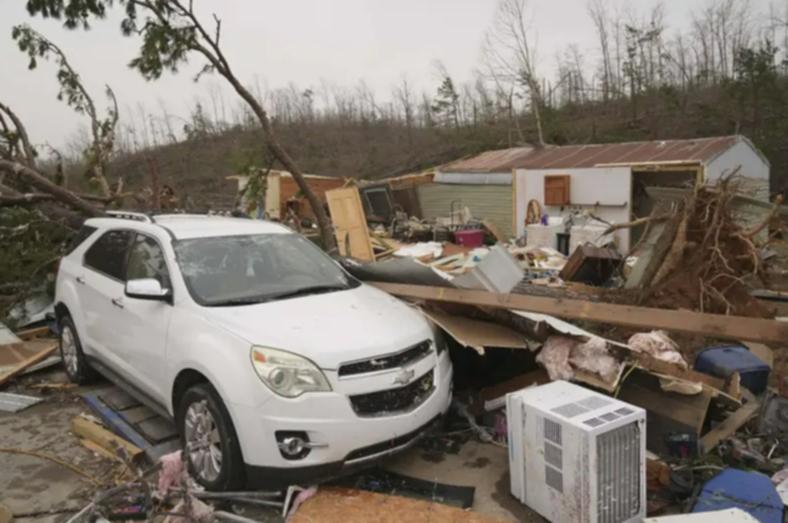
xmin=512 ymin=310 xmax=629 ymax=348
xmin=20 ymin=355 xmax=61 ymax=376
xmin=420 ymin=308 xmax=531 ymax=355
xmin=0 ymin=392 xmax=43 ymax=412
xmin=0 ymin=323 xmax=22 ymax=347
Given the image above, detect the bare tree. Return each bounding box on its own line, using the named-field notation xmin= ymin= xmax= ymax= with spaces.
xmin=393 ymin=76 xmax=416 ymax=144
xmin=588 ymin=0 xmax=614 ymax=103
xmin=483 ymin=0 xmax=546 ymax=146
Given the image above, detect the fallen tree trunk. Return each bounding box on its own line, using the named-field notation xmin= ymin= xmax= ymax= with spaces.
xmin=371 ymin=282 xmax=788 ymax=345
xmin=0 ymin=159 xmax=103 ymax=216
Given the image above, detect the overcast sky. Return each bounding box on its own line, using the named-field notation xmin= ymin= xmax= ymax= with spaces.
xmin=0 ymin=0 xmax=776 ymax=149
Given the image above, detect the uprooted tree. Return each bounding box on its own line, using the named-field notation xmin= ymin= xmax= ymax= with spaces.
xmin=23 ymin=0 xmax=338 ymax=251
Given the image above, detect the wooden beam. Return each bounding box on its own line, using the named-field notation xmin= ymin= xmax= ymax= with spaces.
xmin=0 ymin=339 xmax=58 ymax=387
xmin=700 ymin=392 xmax=761 ymax=453
xmin=370 ymin=282 xmax=788 ymax=345
xmin=71 ymin=416 xmax=144 ymax=463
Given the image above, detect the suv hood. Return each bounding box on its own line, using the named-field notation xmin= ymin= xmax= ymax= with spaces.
xmin=201 ymin=284 xmax=432 ymax=370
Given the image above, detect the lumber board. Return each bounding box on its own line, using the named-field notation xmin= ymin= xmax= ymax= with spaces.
xmin=0 ymin=339 xmax=58 ymax=387
xmin=71 ymin=416 xmax=144 ymax=462
xmin=370 ymin=282 xmax=788 ymax=345
xmin=15 ymin=326 xmax=51 ymax=340
xmin=700 ymin=393 xmax=761 ymax=453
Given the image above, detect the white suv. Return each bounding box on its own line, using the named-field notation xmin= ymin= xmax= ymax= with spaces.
xmin=55 ymin=212 xmax=452 ymax=490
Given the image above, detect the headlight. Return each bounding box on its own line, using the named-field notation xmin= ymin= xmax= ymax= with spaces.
xmin=250 ymin=346 xmax=331 ymax=398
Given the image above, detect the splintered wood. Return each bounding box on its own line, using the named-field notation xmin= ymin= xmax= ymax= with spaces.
xmin=371 ymin=282 xmax=788 ymax=345
xmin=290 ymin=487 xmax=512 ymax=523
xmin=0 ymin=326 xmax=58 ymax=387
xmin=326 ymin=186 xmax=375 ymax=262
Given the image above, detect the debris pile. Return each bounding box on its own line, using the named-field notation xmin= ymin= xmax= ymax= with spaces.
xmin=636 ymin=179 xmax=783 ymax=316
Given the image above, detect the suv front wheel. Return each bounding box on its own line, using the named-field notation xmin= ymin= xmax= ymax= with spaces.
xmin=59 ymin=315 xmax=98 ymax=384
xmin=177 ymin=383 xmax=245 ymax=490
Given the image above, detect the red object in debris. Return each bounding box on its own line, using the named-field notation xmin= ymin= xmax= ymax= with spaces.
xmin=454 ymin=229 xmax=485 ymax=247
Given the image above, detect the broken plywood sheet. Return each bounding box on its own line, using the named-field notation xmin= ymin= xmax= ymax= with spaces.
xmin=290 ymin=486 xmax=511 ymax=523
xmin=0 ymin=338 xmax=59 ymax=387
xmin=421 ymin=308 xmax=529 ymax=355
xmin=618 ymin=370 xmax=712 ymax=455
xmin=326 ymin=186 xmax=375 ymax=262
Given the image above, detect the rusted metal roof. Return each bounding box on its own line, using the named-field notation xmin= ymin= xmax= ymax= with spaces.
xmin=440 ymin=147 xmax=534 ymax=173
xmin=501 ymin=136 xmax=746 ymax=170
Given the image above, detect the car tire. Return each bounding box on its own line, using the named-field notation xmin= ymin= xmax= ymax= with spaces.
xmin=59 ymin=315 xmax=98 ymax=384
xmin=177 ymin=383 xmax=245 ymax=491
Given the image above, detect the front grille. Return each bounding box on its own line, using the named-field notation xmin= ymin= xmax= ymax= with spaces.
xmin=597 ymin=422 xmax=642 ymax=523
xmin=345 ymin=415 xmax=440 ymax=462
xmin=338 ymin=340 xmax=432 ymax=377
xmin=349 ymin=370 xmax=434 ymax=416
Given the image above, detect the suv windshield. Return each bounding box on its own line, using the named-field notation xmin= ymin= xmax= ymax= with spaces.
xmin=174 ymin=233 xmax=358 ymax=306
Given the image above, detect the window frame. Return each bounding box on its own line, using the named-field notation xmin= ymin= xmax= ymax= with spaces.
xmin=124 ymin=232 xmax=175 ymax=296
xmin=82 ymin=228 xmax=136 ymax=283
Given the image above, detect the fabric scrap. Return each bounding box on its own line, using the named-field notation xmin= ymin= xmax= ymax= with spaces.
xmin=628 ymin=330 xmax=688 ymax=369
xmin=536 ymin=336 xmax=576 ymax=381
xmin=157 ymin=450 xmax=184 ymax=496
xmin=569 ymin=337 xmax=623 ymax=384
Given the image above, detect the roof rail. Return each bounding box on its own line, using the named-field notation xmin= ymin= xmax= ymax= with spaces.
xmin=105 ymin=210 xmax=153 ymax=223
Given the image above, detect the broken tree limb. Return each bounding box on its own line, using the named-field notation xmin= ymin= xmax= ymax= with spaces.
xmin=370 ymin=282 xmax=788 ymax=345
xmin=0 ymin=159 xmax=103 ymax=216
xmin=603 ymin=213 xmax=672 ymax=236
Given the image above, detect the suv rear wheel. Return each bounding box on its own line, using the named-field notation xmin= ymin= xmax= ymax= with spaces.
xmin=59 ymin=315 xmax=98 ymax=384
xmin=177 ymin=383 xmax=245 ymax=490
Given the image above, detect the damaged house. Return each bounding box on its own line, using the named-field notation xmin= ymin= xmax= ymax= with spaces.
xmin=512 ymin=135 xmax=771 ymax=253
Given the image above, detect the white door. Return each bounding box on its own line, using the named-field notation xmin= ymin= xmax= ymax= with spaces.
xmin=120 ymin=233 xmax=173 ymax=403
xmin=81 ymin=229 xmax=135 ymax=372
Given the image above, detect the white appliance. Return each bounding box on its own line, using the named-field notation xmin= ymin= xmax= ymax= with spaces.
xmin=507 ymin=380 xmax=646 ymax=523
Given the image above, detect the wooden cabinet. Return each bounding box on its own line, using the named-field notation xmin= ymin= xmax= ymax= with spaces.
xmin=544 ymin=175 xmax=571 ymax=205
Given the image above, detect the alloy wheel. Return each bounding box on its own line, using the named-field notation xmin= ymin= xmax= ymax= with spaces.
xmin=184 ymin=399 xmax=223 ymax=482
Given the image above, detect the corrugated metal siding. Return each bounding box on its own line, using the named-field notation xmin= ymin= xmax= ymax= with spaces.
xmin=417 ymin=183 xmax=513 ymax=238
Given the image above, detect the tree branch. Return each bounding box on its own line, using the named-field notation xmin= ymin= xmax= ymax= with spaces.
xmin=0 ymin=101 xmax=37 ymax=166
xmin=0 ymin=159 xmax=103 ymax=216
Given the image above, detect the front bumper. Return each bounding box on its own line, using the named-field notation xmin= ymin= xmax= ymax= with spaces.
xmin=230 ymin=351 xmax=453 ymax=488
xmin=244 ymin=414 xmax=443 ymax=489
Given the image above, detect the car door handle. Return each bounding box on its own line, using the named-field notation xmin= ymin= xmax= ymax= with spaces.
xmin=76 ymin=276 xmax=85 ymax=285
xmin=111 ymin=298 xmax=124 ymax=309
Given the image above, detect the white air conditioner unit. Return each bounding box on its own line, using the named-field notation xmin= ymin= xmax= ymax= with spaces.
xmin=507 ymin=380 xmax=646 ymax=523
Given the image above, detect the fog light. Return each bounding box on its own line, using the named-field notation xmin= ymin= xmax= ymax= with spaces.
xmin=281 ymin=436 xmax=305 ymax=455
xmin=275 ymin=431 xmax=311 ymax=460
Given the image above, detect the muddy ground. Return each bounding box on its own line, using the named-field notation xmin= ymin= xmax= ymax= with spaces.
xmin=0 ymin=368 xmax=539 ymax=522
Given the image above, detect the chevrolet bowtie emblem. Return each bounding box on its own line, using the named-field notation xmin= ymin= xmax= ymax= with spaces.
xmin=392 ymin=368 xmax=415 ymax=386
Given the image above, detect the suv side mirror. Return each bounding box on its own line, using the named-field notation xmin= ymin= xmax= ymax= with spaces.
xmin=125 ymin=278 xmax=171 ymax=302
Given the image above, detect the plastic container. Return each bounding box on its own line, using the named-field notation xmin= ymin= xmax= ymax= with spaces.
xmin=453 ymin=229 xmax=485 ymax=248
xmin=692 ymin=469 xmax=783 ymax=523
xmin=693 ymin=345 xmax=770 ymax=394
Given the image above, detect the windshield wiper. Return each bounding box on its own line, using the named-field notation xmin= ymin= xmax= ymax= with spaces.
xmin=208 ymin=297 xmax=271 ymax=307
xmin=268 ymin=284 xmax=349 ymax=301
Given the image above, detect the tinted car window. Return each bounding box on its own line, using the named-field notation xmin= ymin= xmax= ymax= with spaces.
xmin=126 ymin=234 xmax=171 ymax=289
xmin=83 ymin=230 xmax=134 ymax=281
xmin=66 ymin=225 xmax=97 ymax=255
